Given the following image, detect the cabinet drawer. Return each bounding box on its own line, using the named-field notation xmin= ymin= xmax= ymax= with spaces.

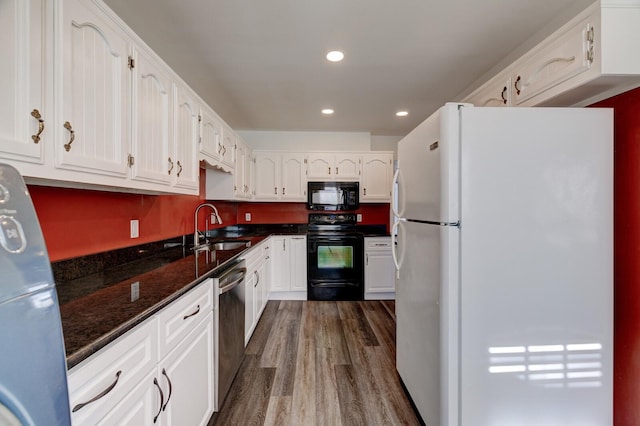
xmin=68 ymin=317 xmax=158 ymax=425
xmin=365 ymin=237 xmax=392 ymax=250
xmin=157 ymin=279 xmax=213 ymax=358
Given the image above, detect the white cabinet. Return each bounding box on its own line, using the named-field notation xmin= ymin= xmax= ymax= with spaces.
xmin=233 ymin=138 xmax=252 ymax=199
xmin=68 ymin=279 xmax=214 ymax=425
xmin=361 ymin=152 xmax=393 ymax=202
xmin=462 ymin=1 xmax=640 ymax=108
xmin=364 ymin=237 xmax=395 ymax=300
xmin=253 ymin=152 xmax=307 ymax=201
xmin=241 ymin=241 xmax=271 ymax=344
xmin=270 ymin=235 xmax=307 ymax=299
xmin=68 ymin=318 xmax=158 ymax=425
xmin=198 ymin=105 xmax=224 ymax=170
xmin=129 ymin=45 xmax=173 ymax=187
xmin=56 ymin=0 xmax=131 ymax=179
xmin=219 ymin=123 xmax=235 ymax=169
xmin=307 ymin=153 xmax=360 ymax=181
xmin=0 ymin=0 xmax=47 ymax=167
xmin=463 ymin=71 xmax=512 ymax=107
xmin=172 ymin=84 xmax=200 ymax=192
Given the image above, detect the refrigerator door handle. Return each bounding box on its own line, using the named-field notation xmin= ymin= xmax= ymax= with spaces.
xmin=391 ymin=219 xmax=403 ymax=273
xmin=391 ymin=168 xmax=400 ymax=218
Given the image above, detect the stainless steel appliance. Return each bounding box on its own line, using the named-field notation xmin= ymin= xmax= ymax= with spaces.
xmin=393 ymin=103 xmax=613 ymax=425
xmin=307 ymin=213 xmax=364 ymax=300
xmin=0 ymin=164 xmax=71 ymax=425
xmin=213 ymin=259 xmax=246 ymax=411
xmin=307 ymin=181 xmax=359 ymax=211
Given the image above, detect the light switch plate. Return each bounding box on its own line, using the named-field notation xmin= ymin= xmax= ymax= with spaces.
xmin=130 ymin=219 xmax=139 ymax=238
xmin=130 ymin=281 xmax=140 ymax=302
xmin=357 ymin=214 xmax=363 ymax=222
xmin=245 ymin=213 xmax=252 ymax=222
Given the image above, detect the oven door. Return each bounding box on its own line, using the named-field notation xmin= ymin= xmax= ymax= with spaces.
xmin=307 ymin=234 xmax=364 ymax=300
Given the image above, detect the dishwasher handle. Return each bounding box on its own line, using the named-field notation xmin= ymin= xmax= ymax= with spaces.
xmin=219 ymin=267 xmax=247 ymax=294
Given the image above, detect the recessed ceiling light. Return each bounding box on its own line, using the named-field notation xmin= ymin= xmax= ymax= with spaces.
xmin=322 ymin=109 xmax=334 ymax=115
xmin=326 ymin=50 xmax=344 ymax=62
xmin=396 ymin=111 xmax=409 ymax=117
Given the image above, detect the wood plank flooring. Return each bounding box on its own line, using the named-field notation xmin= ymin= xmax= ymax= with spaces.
xmin=211 ymin=300 xmax=421 ymax=426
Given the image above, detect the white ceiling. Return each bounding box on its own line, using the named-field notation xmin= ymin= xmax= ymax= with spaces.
xmin=104 ymin=0 xmax=595 ymax=136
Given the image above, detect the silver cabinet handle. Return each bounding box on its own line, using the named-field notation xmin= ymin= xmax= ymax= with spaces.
xmin=168 ymin=157 xmax=174 ymax=175
xmin=183 ymin=304 xmax=200 ymax=320
xmin=153 ymin=377 xmax=164 ymax=423
xmin=514 ymin=75 xmax=522 ymax=96
xmin=501 ymin=86 xmax=508 ymax=104
xmin=161 ymin=368 xmax=172 ymax=411
xmin=31 ymin=109 xmax=44 ymax=143
xmin=366 ymin=253 xmax=368 ymax=265
xmin=72 ymin=370 xmax=122 ymax=412
xmin=282 ymin=187 xmax=286 ymax=195
xmin=336 ymin=167 xmax=339 ymax=175
xmin=254 ymin=270 xmax=259 ymax=287
xmin=176 ymin=160 xmax=183 ymax=177
xmin=63 ymin=121 xmax=75 ymax=152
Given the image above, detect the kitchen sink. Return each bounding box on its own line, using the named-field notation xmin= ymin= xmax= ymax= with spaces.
xmin=211 ymin=240 xmax=251 ymax=251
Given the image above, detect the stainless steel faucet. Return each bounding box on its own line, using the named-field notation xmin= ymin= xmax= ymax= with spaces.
xmin=194 ymin=203 xmax=223 ymax=246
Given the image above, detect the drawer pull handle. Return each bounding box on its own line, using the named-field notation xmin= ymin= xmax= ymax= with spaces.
xmin=183 ymin=304 xmax=200 ymax=320
xmin=72 ymin=370 xmax=122 ymax=412
xmin=31 ymin=109 xmax=44 ymax=143
xmin=162 ymin=368 xmax=173 ymax=411
xmin=63 ymin=121 xmax=75 ymax=152
xmin=153 ymin=377 xmax=164 ymax=423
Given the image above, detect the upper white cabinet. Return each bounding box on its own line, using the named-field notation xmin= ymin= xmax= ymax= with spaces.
xmin=233 ymin=138 xmax=252 ymax=199
xmin=129 ymin=45 xmax=173 ymax=187
xmin=463 ymin=71 xmax=512 ymax=107
xmin=219 ymin=123 xmax=235 ymax=169
xmin=56 ymin=0 xmax=131 ymax=179
xmin=361 ymin=152 xmax=393 ymax=202
xmin=172 ymin=84 xmax=200 ymax=192
xmin=307 ymin=153 xmax=360 ymax=181
xmin=199 ymin=105 xmax=225 ymax=170
xmin=253 ymin=151 xmax=307 ymax=201
xmin=462 ymin=0 xmax=640 ymax=108
xmin=0 ymin=0 xmax=47 ymax=167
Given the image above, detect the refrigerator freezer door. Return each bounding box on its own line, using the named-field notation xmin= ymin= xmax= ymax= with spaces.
xmin=395 ymin=219 xmax=460 ymax=425
xmin=397 ymin=103 xmax=463 ymax=223
xmin=458 ymin=107 xmax=613 ymax=425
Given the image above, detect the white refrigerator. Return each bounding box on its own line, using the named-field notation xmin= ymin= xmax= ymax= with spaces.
xmin=392 ymin=103 xmax=613 ymax=426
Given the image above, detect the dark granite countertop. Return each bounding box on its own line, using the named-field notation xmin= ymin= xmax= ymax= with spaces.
xmin=54 ymin=223 xmax=387 ymax=369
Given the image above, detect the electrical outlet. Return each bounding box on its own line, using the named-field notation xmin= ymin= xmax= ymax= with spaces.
xmin=130 ymin=219 xmax=139 ymax=238
xmin=245 ymin=213 xmax=252 ymax=222
xmin=357 ymin=214 xmax=363 ymax=222
xmin=130 ymin=281 xmax=140 ymax=302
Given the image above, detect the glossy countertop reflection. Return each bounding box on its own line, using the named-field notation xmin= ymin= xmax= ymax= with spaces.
xmin=58 ymin=235 xmax=266 ymax=369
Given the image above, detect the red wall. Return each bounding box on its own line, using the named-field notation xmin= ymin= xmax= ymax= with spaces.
xmin=28 ymin=169 xmax=390 ymax=262
xmin=592 ymin=87 xmax=640 ymax=425
xmin=236 ymin=202 xmax=390 ymax=228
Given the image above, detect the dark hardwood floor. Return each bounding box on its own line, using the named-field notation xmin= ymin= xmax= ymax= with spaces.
xmin=211 ymin=300 xmax=422 ymax=425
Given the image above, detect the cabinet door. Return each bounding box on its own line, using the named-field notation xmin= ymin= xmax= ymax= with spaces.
xmin=243 ymin=271 xmax=256 ymax=344
xmin=365 ymin=238 xmax=395 ymax=299
xmin=254 ymin=152 xmax=281 ymax=200
xmin=199 ymin=105 xmax=223 ymax=167
xmin=269 ymin=236 xmax=290 ymax=292
xmin=463 ymin=72 xmax=512 ymax=107
xmin=289 ymin=236 xmax=307 ymax=292
xmin=130 ymin=46 xmax=172 ymax=186
xmin=233 ymin=140 xmax=247 ymax=198
xmin=219 ymin=124 xmax=235 ymax=168
xmin=334 ymin=154 xmax=360 ymax=180
xmin=0 ymin=0 xmax=46 ymax=166
xmin=255 ymin=259 xmax=267 ymax=318
xmin=307 ymin=154 xmax=333 ymax=180
xmin=159 ymin=312 xmax=214 ymax=426
xmin=262 ymin=243 xmax=272 ymax=300
xmin=173 ymin=84 xmax=199 ymax=192
xmin=57 ymin=0 xmax=130 ymax=178
xmin=361 ymin=153 xmax=392 ymax=202
xmin=96 ymin=371 xmax=157 ymax=426
xmin=512 ymin=14 xmax=594 ymax=106
xmin=281 ymin=153 xmax=307 ymax=200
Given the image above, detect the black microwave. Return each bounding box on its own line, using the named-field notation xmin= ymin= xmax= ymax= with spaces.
xmin=307 ymin=181 xmax=359 ymax=211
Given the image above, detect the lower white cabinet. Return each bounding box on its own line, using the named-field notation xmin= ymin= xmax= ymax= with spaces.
xmin=68 ymin=279 xmax=214 ymax=425
xmin=364 ymin=237 xmax=395 ymax=300
xmin=270 ymin=235 xmax=307 ymax=299
xmin=241 ymin=241 xmax=271 ymax=345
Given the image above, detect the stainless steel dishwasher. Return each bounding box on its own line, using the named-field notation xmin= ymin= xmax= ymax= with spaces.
xmin=214 ymin=259 xmax=246 ymax=410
